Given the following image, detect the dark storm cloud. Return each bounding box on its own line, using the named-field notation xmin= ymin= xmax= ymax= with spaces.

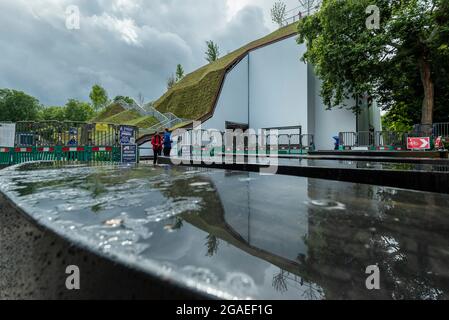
xmin=0 ymin=0 xmax=274 ymax=106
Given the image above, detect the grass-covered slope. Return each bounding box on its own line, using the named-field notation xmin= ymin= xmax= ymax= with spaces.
xmin=126 ymin=116 xmax=159 ymax=128
xmin=93 ymin=106 xmax=160 ymax=129
xmin=103 ymin=109 xmax=142 ymax=124
xmin=91 ymin=103 xmax=126 ymax=122
xmin=154 ymin=24 xmax=298 ymax=120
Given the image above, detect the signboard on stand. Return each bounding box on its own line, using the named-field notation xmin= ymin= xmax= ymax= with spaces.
xmin=96 ymin=123 xmax=109 ymax=132
xmin=407 ymin=137 xmax=430 ymax=150
xmin=121 ymin=144 xmax=138 ymax=164
xmin=0 ymin=123 xmax=16 ymax=147
xmin=120 ymin=126 xmax=135 ymax=145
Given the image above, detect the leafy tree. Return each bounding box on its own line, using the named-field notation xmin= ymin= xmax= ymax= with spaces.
xmin=39 ymin=106 xmax=66 ymax=121
xmin=64 ymin=99 xmax=95 ymax=122
xmin=113 ymin=96 xmax=135 ymax=104
xmin=0 ymin=89 xmax=41 ymax=122
xmin=167 ymin=74 xmax=176 ymax=90
xmin=297 ymin=0 xmax=449 ymax=134
xmin=176 ymin=64 xmax=185 ymax=82
xmin=89 ymin=84 xmax=108 ymax=112
xmin=205 ymin=40 xmax=220 ymax=63
xmin=271 ymin=1 xmax=287 ymax=27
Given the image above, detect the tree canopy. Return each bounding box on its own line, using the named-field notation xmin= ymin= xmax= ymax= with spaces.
xmin=205 ymin=40 xmax=220 ymax=63
xmin=176 ymin=64 xmax=185 ymax=82
xmin=271 ymin=2 xmax=287 ymax=27
xmin=89 ymin=84 xmax=109 ymax=112
xmin=167 ymin=74 xmax=176 ymax=90
xmin=113 ymin=96 xmax=135 ymax=104
xmin=64 ymin=99 xmax=95 ymax=122
xmin=38 ymin=106 xmax=66 ymax=121
xmin=0 ymin=89 xmax=42 ymax=122
xmin=297 ymin=0 xmax=449 ymax=132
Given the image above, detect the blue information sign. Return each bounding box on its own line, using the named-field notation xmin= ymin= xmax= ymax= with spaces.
xmin=121 ymin=144 xmax=138 ymax=164
xmin=120 ymin=126 xmax=135 ymax=145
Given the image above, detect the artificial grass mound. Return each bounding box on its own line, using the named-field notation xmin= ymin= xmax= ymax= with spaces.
xmin=89 ymin=102 xmax=160 ymax=130
xmin=103 ymin=109 xmax=142 ymax=124
xmin=154 ymin=23 xmax=298 ymax=121
xmin=92 ymin=103 xmax=126 ymax=122
xmin=98 ymin=108 xmax=160 ymax=129
xmin=126 ymin=116 xmax=159 ymax=128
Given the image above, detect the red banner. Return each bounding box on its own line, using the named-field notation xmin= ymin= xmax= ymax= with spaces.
xmin=407 ymin=137 xmax=430 ymax=150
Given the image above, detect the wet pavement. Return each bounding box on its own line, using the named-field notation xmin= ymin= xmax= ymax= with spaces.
xmin=1 ymin=162 xmax=449 ymax=299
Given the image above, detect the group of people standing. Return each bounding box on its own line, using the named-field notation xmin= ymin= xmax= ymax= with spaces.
xmin=151 ymin=128 xmax=172 ymax=164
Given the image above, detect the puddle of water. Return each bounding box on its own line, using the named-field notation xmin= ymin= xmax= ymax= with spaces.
xmin=1 ymin=162 xmax=449 ymax=300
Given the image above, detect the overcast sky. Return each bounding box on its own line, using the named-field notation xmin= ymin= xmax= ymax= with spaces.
xmin=0 ymin=0 xmax=300 ymax=107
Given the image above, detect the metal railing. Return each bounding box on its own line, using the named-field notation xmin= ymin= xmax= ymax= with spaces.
xmin=281 ymin=2 xmax=321 ymax=26
xmin=139 ymin=117 xmax=191 ymax=138
xmin=338 ymin=132 xmax=357 ymax=148
xmin=14 ymin=121 xmax=138 ymax=147
xmin=338 ymin=131 xmax=376 ymax=148
xmin=338 ymin=130 xmax=437 ymax=149
xmin=174 ymin=130 xmax=315 ymax=157
xmin=434 ymin=123 xmax=449 ymax=139
xmin=142 ymin=102 xmax=169 ymax=124
xmin=375 ymin=131 xmax=407 ymax=148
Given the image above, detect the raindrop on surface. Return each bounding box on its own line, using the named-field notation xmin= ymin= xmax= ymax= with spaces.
xmin=104 ymin=219 xmax=123 ymax=227
xmin=182 ymin=266 xmax=219 ymax=285
xmin=238 ymin=178 xmax=256 ymax=182
xmin=306 ymin=200 xmax=346 ymax=211
xmin=225 ymin=273 xmax=257 ymax=295
xmin=164 ymin=224 xmax=176 ymax=233
xmin=189 ymin=182 xmax=210 ymax=187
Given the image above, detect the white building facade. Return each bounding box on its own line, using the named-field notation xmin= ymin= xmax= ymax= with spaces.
xmin=196 ymin=35 xmax=381 ymax=151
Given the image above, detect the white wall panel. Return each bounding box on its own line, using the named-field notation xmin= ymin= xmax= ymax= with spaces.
xmin=248 ymin=38 xmax=308 ymax=133
xmin=202 ymin=56 xmax=249 ymax=131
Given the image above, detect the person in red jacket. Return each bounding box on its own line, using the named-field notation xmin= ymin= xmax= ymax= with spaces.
xmin=151 ymin=132 xmax=163 ymax=164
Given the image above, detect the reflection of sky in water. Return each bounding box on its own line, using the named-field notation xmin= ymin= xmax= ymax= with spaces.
xmin=1 ymin=163 xmax=449 ymax=300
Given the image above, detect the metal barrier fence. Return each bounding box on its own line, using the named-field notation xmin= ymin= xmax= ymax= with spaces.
xmin=14 ymin=121 xmax=138 ymax=147
xmin=338 ymin=132 xmax=357 ymax=148
xmin=433 ymin=123 xmax=449 ymax=139
xmin=0 ymin=146 xmax=121 ymax=166
xmin=339 ymin=130 xmax=437 ymax=150
xmin=175 ymin=130 xmax=315 ymax=157
xmin=375 ymin=131 xmax=407 ymax=148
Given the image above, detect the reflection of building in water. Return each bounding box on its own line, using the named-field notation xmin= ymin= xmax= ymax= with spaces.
xmin=212 ymin=171 xmax=309 ymax=263
xmin=179 ymin=171 xmax=449 ymax=300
